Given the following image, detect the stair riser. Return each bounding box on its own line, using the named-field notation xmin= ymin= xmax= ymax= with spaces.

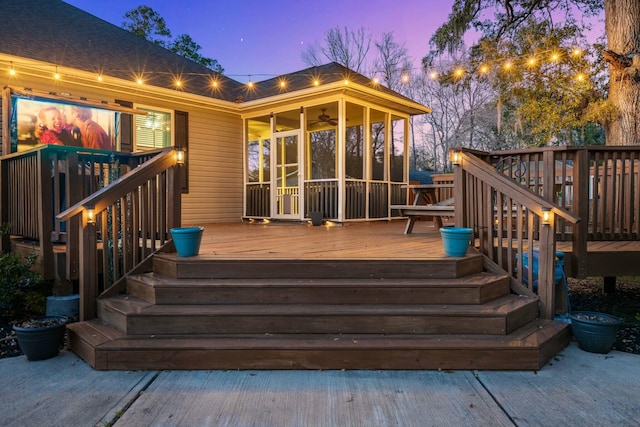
xmin=91 ymin=347 xmax=559 ymax=371
xmin=153 ymin=258 xmax=484 ymax=280
xmin=123 ymin=315 xmax=524 ymax=336
xmin=127 ymin=280 xmax=511 ymax=306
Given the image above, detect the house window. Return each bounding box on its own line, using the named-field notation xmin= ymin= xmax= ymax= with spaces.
xmin=134 ymin=107 xmax=172 ymax=150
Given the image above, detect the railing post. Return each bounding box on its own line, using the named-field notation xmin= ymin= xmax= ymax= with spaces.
xmin=66 ymin=152 xmax=81 ymax=281
xmin=572 ymin=148 xmax=589 ymax=278
xmin=168 ymin=163 xmax=182 ymax=229
xmin=78 ymin=211 xmax=97 ymax=321
xmin=0 ymin=158 xmax=9 ymax=252
xmin=453 ymin=156 xmax=465 ymax=227
xmin=538 ymin=214 xmax=556 ymax=319
xmin=542 ymin=150 xmax=555 ymax=202
xmin=37 ymin=150 xmax=55 ymax=280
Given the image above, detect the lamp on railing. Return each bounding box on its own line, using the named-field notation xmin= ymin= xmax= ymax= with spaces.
xmin=450 ymin=150 xmax=462 ymax=166
xmin=85 ymin=205 xmax=95 ymax=224
xmin=175 ymin=147 xmax=185 ymax=165
xmin=541 ymin=207 xmax=551 ymax=225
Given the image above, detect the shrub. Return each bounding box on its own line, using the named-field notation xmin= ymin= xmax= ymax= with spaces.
xmin=0 ymin=224 xmax=45 ymax=320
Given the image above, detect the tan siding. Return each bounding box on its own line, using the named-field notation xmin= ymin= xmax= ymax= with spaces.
xmin=181 ymin=108 xmax=243 ymax=224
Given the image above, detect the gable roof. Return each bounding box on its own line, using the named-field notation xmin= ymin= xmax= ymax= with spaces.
xmin=0 ymin=0 xmax=429 ymax=114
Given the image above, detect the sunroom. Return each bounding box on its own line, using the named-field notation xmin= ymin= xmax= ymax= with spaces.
xmin=243 ymin=72 xmax=430 ymax=223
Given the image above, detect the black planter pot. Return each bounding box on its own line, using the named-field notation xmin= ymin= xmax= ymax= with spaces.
xmin=569 ymin=311 xmax=623 ymax=354
xmin=12 ymin=316 xmax=68 ymax=361
xmin=309 ymin=211 xmax=323 ymax=226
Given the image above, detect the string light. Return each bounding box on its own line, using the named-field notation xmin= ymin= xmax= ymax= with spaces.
xmin=478 ymin=65 xmax=489 ymax=74
xmin=502 ymin=61 xmax=513 ymax=71
xmin=54 ymin=66 xmax=60 ymax=80
xmin=526 ymin=57 xmax=537 ymax=67
xmin=313 ymin=78 xmax=320 ymax=86
xmin=97 ymin=74 xmax=103 ymax=82
xmin=429 ymin=71 xmax=439 ymax=80
xmin=175 ymin=80 xmax=182 ymax=88
xmin=344 ymin=79 xmax=349 ymax=86
xmin=550 ymin=52 xmax=561 ymax=62
xmin=401 ymin=74 xmax=410 ymax=83
xmin=247 ymin=80 xmax=254 ymax=88
xmin=372 ymin=76 xmax=380 ymax=84
xmin=572 ymin=48 xmax=582 ymax=57
xmin=454 ymin=67 xmax=465 ymax=78
xmin=279 ymin=79 xmax=286 ymax=88
xmin=211 ymin=79 xmax=219 ymax=88
xmin=137 ymin=77 xmax=143 ymax=85
xmin=9 ymin=62 xmax=15 ymax=76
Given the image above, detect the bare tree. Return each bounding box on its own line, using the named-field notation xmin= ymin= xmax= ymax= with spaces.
xmin=302 ymin=27 xmax=372 ymax=73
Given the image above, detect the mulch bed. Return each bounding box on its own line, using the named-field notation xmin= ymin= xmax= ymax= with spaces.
xmin=2 ymin=278 xmax=639 ymax=360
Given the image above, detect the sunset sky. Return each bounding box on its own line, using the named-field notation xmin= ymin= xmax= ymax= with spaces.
xmin=64 ymin=0 xmax=604 ymax=82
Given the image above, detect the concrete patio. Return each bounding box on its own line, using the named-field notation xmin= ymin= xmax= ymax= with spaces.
xmin=1 ymin=342 xmax=638 ymax=426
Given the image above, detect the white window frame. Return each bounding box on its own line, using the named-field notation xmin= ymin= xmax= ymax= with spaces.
xmin=133 ymin=104 xmax=175 ymax=151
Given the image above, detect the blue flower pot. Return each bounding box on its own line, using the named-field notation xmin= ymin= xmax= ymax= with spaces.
xmin=569 ymin=311 xmax=623 ymax=354
xmin=440 ymin=227 xmax=473 ymax=257
xmin=170 ymin=226 xmax=204 ymax=257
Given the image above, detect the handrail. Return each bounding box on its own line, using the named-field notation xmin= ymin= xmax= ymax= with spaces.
xmin=462 ymin=152 xmax=581 ymax=224
xmin=454 ymin=149 xmax=580 ymax=319
xmin=58 ymin=148 xmax=177 ymax=221
xmin=55 ymin=147 xmax=182 ymax=320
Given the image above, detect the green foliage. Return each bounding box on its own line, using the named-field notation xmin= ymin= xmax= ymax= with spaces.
xmin=122 ymin=6 xmax=223 ymax=72
xmin=428 ymin=2 xmax=606 ymax=146
xmin=0 ymin=224 xmax=46 ymax=319
xmin=169 ymin=34 xmax=224 ymax=73
xmin=122 ymin=5 xmax=171 ymax=45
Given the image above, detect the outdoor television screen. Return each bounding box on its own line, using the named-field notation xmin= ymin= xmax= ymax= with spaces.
xmin=12 ymin=96 xmax=119 ymax=152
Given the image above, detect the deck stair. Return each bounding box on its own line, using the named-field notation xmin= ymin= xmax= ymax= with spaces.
xmin=67 ymin=251 xmax=570 ymax=370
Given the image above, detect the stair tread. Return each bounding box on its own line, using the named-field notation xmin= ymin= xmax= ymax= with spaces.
xmin=103 ymin=294 xmax=537 ymax=316
xmin=79 ymin=319 xmax=567 ymax=350
xmin=130 ymin=271 xmax=509 ymax=288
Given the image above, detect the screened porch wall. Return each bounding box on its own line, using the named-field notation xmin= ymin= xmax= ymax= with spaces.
xmin=244 ymin=99 xmax=410 ymax=222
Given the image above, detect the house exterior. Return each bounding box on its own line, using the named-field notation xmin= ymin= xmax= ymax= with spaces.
xmin=0 ymin=0 xmax=430 ymax=225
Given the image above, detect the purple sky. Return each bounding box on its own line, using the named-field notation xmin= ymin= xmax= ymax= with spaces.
xmin=64 ymin=0 xmax=604 ymax=83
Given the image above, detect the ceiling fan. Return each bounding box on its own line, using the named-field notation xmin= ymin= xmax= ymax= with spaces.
xmin=309 ymin=108 xmax=338 ymax=127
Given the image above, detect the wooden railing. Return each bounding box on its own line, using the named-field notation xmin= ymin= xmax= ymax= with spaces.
xmin=0 ymin=145 xmax=162 ymax=279
xmin=454 ymin=149 xmax=580 ymax=319
xmin=486 ymin=146 xmax=640 ymax=277
xmin=57 ymin=148 xmax=182 ymax=320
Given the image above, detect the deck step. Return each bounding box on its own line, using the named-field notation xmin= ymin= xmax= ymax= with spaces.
xmin=126 ymin=272 xmax=511 ymax=305
xmin=97 ymin=294 xmax=538 ymax=336
xmin=67 ymin=319 xmax=570 ymax=370
xmin=152 ymin=253 xmax=485 ymax=280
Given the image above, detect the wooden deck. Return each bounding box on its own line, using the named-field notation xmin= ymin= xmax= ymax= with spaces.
xmin=67 ymin=219 xmax=571 ymax=371
xmin=193 ymin=220 xmax=448 ymax=259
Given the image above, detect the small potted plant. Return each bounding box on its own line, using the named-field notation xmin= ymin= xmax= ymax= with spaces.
xmin=1 ymin=223 xmax=64 ymax=361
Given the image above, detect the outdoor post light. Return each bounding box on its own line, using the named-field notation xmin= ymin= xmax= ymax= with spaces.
xmin=175 ymin=147 xmax=185 ymax=164
xmin=541 ymin=207 xmax=551 ymax=225
xmin=85 ymin=205 xmax=95 ymax=224
xmin=450 ymin=150 xmax=462 ymax=166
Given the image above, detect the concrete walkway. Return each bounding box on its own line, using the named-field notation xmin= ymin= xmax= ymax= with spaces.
xmin=2 ymin=343 xmax=638 ymax=427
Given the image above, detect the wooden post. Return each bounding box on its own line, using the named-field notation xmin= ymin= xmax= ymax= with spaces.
xmin=572 ymin=148 xmax=589 ymax=278
xmin=538 ymin=214 xmax=556 ymax=320
xmin=0 ymin=158 xmax=9 ymax=253
xmin=37 ymin=151 xmax=54 ymax=280
xmin=78 ymin=212 xmax=97 ymax=321
xmin=66 ymin=152 xmax=80 ymax=281
xmin=453 ymin=159 xmax=465 ymax=227
xmin=168 ymin=163 xmax=182 ymax=229
xmin=542 ymin=150 xmax=555 ymax=203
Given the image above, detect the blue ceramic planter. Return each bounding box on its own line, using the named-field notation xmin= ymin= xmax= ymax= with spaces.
xmin=569 ymin=311 xmax=623 ymax=354
xmin=440 ymin=227 xmax=473 ymax=257
xmin=170 ymin=226 xmax=204 ymax=257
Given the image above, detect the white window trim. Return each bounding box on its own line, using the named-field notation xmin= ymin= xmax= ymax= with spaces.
xmin=133 ymin=104 xmax=175 ymax=151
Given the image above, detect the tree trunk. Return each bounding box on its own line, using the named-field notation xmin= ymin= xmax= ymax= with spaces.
xmin=604 ymin=0 xmax=640 ymax=145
